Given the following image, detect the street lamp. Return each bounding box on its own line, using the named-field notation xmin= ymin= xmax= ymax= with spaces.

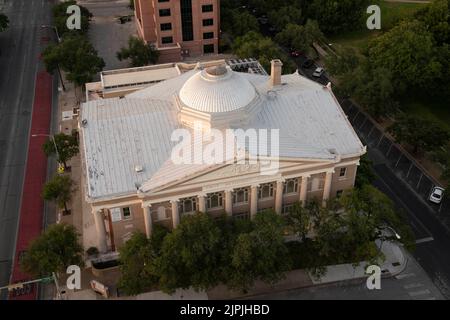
xmin=40 ymin=25 xmax=66 ymax=91
xmin=32 ymin=134 xmax=62 ymax=170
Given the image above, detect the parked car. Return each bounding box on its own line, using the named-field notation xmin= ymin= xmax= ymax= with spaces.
xmin=302 ymin=59 xmax=314 ymax=69
xmin=429 ymin=186 xmax=445 ymax=204
xmin=312 ymin=67 xmax=324 ymax=78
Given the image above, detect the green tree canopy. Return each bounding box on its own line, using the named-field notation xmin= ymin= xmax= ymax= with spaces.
xmin=275 ymin=20 xmax=324 ymax=56
xmin=42 ymin=175 xmax=75 ymax=213
xmin=52 ymin=0 xmax=92 ymax=37
xmin=20 ymin=224 xmax=84 ymax=277
xmin=118 ymin=226 xmax=169 ymax=295
xmin=42 ymin=132 xmax=79 ymax=169
xmin=355 ymin=154 xmax=376 ymax=189
xmin=367 ymin=20 xmax=442 ymax=91
xmin=221 ymin=9 xmax=259 ymax=38
xmin=154 ymin=212 xmax=224 ymax=294
xmin=42 ymin=34 xmax=105 ymax=86
xmin=414 ymin=0 xmax=450 ymax=45
xmin=285 ymin=202 xmax=312 ymax=242
xmin=388 ymin=114 xmax=450 ymax=154
xmin=232 ymin=31 xmax=296 ymax=74
xmin=268 ymin=6 xmax=303 ymax=32
xmin=227 ymin=210 xmax=291 ymax=292
xmin=117 ymin=36 xmax=160 ymax=67
xmin=0 ymin=13 xmax=9 ymax=32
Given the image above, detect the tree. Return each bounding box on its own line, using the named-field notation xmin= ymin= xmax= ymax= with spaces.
xmin=227 ymin=210 xmax=291 ymax=292
xmin=154 ymin=212 xmax=223 ymax=294
xmin=0 ymin=13 xmax=9 ymax=32
xmin=117 ymin=36 xmax=160 ymax=67
xmin=42 ymin=34 xmax=105 ymax=86
xmin=118 ymin=226 xmax=169 ymax=295
xmin=42 ymin=133 xmax=79 ymax=169
xmin=285 ymin=202 xmax=311 ymax=243
xmin=268 ymin=6 xmax=303 ymax=32
xmin=20 ymin=224 xmax=84 ymax=277
xmin=275 ymin=20 xmax=324 ymax=56
xmin=415 ymin=0 xmax=450 ymax=45
xmin=221 ymin=9 xmax=259 ymax=38
xmin=52 ymin=0 xmax=92 ymax=37
xmin=232 ymin=31 xmax=297 ymax=74
xmin=308 ymin=0 xmax=370 ymax=34
xmin=388 ymin=114 xmax=450 ymax=154
xmin=355 ymin=154 xmax=376 ymax=188
xmin=325 ymin=47 xmax=360 ymax=76
xmin=42 ymin=175 xmax=75 ymax=213
xmin=367 ymin=20 xmax=442 ymax=92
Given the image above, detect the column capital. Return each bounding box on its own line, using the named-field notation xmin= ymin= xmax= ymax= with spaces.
xmin=141 ymin=202 xmax=152 ymax=209
xmin=301 ymin=174 xmax=311 ymax=179
xmin=224 ymin=188 xmax=235 ymax=193
xmin=198 ymin=192 xmax=208 ymax=198
xmin=250 ymin=184 xmax=260 ymax=189
xmin=169 ymin=199 xmax=179 ymax=204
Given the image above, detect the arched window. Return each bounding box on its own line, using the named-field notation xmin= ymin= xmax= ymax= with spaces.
xmin=179 ymin=197 xmax=197 ymax=214
xmin=207 ymin=192 xmax=223 ymax=209
xmin=283 ymin=178 xmax=298 ymax=194
xmin=258 ymin=183 xmax=274 ymax=199
xmin=233 ymin=188 xmax=249 ymax=204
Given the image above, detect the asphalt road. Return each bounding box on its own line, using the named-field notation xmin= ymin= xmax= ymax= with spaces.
xmin=0 ymin=0 xmax=52 ymax=299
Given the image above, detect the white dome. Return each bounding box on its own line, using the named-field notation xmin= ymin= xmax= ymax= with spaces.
xmin=179 ymin=65 xmax=257 ymax=113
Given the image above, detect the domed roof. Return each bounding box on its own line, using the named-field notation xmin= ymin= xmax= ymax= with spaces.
xmin=179 ymin=65 xmax=257 ymax=113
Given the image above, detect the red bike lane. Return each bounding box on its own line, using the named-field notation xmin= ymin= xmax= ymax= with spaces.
xmin=8 ymin=71 xmax=53 ymax=300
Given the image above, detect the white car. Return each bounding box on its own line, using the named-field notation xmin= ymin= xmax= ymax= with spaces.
xmin=429 ymin=186 xmax=445 ymax=204
xmin=312 ymin=67 xmax=324 ymax=78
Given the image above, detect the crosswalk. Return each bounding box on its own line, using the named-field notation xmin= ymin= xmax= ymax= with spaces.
xmin=395 ymin=272 xmax=439 ymax=300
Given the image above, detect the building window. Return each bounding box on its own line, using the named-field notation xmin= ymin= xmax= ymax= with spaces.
xmin=283 ymin=178 xmax=298 ymax=194
xmin=162 ymin=36 xmax=173 ymax=44
xmin=309 ymin=177 xmax=324 ymax=191
xmin=156 ymin=206 xmax=167 ymax=221
xmin=203 ymin=44 xmax=214 ymax=54
xmin=179 ymin=197 xmax=197 ymax=214
xmin=339 ymin=167 xmax=347 ymax=177
xmin=207 ymin=192 xmax=223 ymax=209
xmin=233 ymin=187 xmax=249 ymax=205
xmin=160 ymin=23 xmax=172 ymax=31
xmin=180 ymin=0 xmax=194 ymax=41
xmin=158 ymin=0 xmax=169 ymax=2
xmin=233 ymin=212 xmax=250 ymax=220
xmin=336 ymin=190 xmax=344 ymax=198
xmin=122 ymin=207 xmax=131 ymax=220
xmin=202 ymin=18 xmax=213 ymax=27
xmin=159 ymin=8 xmax=171 ymax=17
xmin=203 ymin=32 xmax=214 ymax=39
xmin=258 ymin=183 xmax=274 ymax=199
xmin=202 ymin=4 xmax=213 ymax=12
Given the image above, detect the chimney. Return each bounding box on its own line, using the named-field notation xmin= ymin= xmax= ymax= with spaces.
xmin=270 ymin=59 xmax=283 ymax=87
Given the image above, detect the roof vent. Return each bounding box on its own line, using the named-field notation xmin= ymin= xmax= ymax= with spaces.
xmin=134 ymin=165 xmax=144 ymax=173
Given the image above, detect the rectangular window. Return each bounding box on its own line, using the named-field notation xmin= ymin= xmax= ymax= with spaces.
xmin=180 ymin=0 xmax=194 ymax=41
xmin=202 ymin=18 xmax=214 ymax=27
xmin=159 ymin=8 xmax=171 ymax=17
xmin=162 ymin=36 xmax=173 ymax=44
xmin=202 ymin=4 xmax=213 ymax=12
xmin=283 ymin=178 xmax=299 ymax=194
xmin=160 ymin=22 xmax=172 ymax=31
xmin=339 ymin=167 xmax=347 ymax=177
xmin=233 ymin=188 xmax=249 ymax=205
xmin=203 ymin=44 xmax=214 ymax=54
xmin=122 ymin=207 xmax=131 ymax=220
xmin=282 ymin=204 xmax=294 ymax=215
xmin=203 ymin=32 xmax=214 ymax=39
xmin=258 ymin=183 xmax=274 ymax=199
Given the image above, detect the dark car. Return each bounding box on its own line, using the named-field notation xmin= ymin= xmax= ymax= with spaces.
xmin=302 ymin=59 xmax=314 ymax=69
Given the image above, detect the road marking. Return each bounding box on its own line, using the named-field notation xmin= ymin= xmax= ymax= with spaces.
xmin=403 ymin=283 xmax=423 ymax=289
xmin=395 ymin=273 xmax=416 ymax=280
xmin=415 ymin=237 xmax=434 ymax=244
xmin=408 ymin=289 xmax=431 ymax=297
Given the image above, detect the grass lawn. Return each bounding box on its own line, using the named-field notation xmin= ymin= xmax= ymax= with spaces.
xmin=402 ymin=97 xmax=450 ymax=131
xmin=329 ymin=0 xmax=427 ymax=52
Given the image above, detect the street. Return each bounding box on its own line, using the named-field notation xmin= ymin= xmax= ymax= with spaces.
xmin=0 ymin=0 xmax=52 ymax=299
xmin=245 ymin=252 xmax=443 ymax=300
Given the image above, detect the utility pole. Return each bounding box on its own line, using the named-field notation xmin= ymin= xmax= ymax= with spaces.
xmin=41 ymin=25 xmax=66 ymax=91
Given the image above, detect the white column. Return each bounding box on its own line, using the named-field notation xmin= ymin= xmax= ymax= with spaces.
xmin=275 ymin=180 xmax=283 ymax=214
xmin=93 ymin=209 xmax=107 ymax=253
xmin=171 ymin=200 xmax=179 ymax=228
xmin=225 ymin=189 xmax=233 ymax=216
xmin=198 ymin=194 xmax=206 ymax=213
xmin=322 ymin=171 xmax=333 ymax=207
xmin=143 ymin=205 xmax=153 ymax=239
xmin=300 ymin=175 xmax=309 ymax=207
xmin=250 ymin=185 xmax=258 ymax=219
